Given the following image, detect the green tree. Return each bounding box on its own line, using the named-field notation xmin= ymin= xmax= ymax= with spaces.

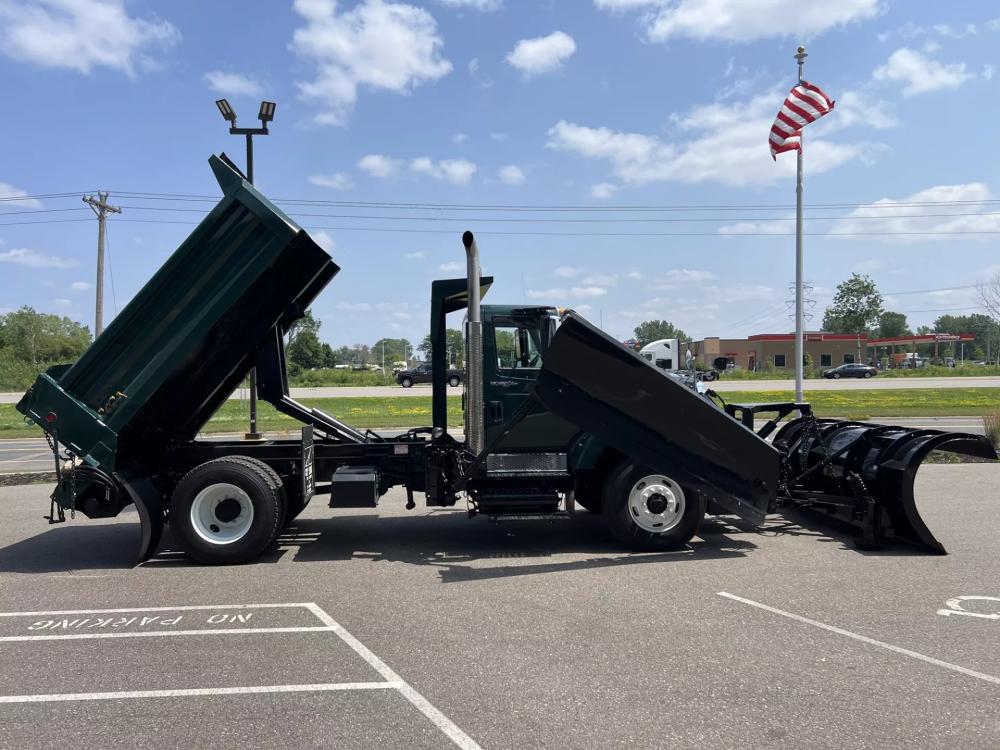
xmin=286 ymin=330 xmax=324 ymax=370
xmin=821 ymin=274 xmax=884 ymax=335
xmin=371 ymin=337 xmax=413 ymax=366
xmin=418 ymin=329 xmax=465 ymax=367
xmin=286 ymin=309 xmax=321 ymax=347
xmin=0 ymin=306 xmax=92 ymax=366
xmin=633 ymin=320 xmax=689 ymax=346
xmin=877 ymin=311 xmax=910 ymax=338
xmin=320 ymin=343 xmax=336 ymax=368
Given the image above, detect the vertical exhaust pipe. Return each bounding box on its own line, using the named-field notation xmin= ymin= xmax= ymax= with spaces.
xmin=463 ymin=231 xmax=485 ymax=455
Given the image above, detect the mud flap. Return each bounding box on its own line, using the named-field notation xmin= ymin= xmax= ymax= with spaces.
xmin=534 ymin=313 xmax=780 ymax=525
xmin=116 ymin=473 xmax=164 ymax=564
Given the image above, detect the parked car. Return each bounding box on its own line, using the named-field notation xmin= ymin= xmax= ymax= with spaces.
xmin=396 ymin=362 xmax=464 ymax=388
xmin=822 ymin=363 xmax=877 ymax=379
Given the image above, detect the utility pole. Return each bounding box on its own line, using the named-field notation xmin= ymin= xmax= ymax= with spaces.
xmin=83 ymin=192 xmax=121 ymax=337
xmin=793 ymin=45 xmax=807 ymax=403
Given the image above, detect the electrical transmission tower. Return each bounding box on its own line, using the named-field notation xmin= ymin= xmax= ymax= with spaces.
xmin=787 ymin=282 xmax=816 ymax=326
xmin=83 ymin=192 xmax=122 ymax=337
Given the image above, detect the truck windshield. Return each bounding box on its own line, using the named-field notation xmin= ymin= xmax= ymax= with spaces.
xmin=495 ymin=320 xmax=543 ymax=370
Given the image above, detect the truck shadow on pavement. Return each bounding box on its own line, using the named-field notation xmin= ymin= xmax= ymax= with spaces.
xmin=0 ymin=509 xmax=914 ymax=577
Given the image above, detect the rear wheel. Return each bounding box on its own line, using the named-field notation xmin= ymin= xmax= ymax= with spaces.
xmin=832 ymin=372 xmax=841 ymax=379
xmin=863 ymin=371 xmax=873 ymax=378
xmin=170 ymin=457 xmax=283 ymax=564
xmin=400 ymin=377 xmax=413 ymax=388
xmin=603 ymin=461 xmax=704 ymax=550
xmin=448 ymin=375 xmax=461 ymax=387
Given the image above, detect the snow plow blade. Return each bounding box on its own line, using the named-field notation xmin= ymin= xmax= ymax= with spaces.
xmin=534 ymin=313 xmax=780 ymax=525
xmin=773 ymin=418 xmax=998 ymax=553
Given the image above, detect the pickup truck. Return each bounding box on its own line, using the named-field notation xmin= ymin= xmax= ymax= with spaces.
xmin=396 ymin=362 xmax=463 ymax=388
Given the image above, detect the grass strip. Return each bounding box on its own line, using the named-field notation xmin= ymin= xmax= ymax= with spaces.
xmin=2 ymin=389 xmax=998 ymax=439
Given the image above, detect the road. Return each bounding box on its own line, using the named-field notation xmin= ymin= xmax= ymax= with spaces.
xmin=0 ymin=466 xmax=996 ymax=748
xmin=1 ymin=417 xmax=987 ymax=475
xmin=2 ymin=376 xmax=999 ymax=405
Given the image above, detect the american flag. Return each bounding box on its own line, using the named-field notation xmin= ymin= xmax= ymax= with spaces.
xmin=769 ymin=81 xmax=835 ymax=159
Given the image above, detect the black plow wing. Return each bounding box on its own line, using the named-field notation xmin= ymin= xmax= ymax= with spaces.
xmin=774 ymin=418 xmax=998 ymax=554
xmin=534 ymin=313 xmax=780 ymax=525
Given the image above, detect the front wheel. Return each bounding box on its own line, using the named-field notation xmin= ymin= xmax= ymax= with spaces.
xmin=400 ymin=377 xmax=413 ymax=388
xmin=832 ymin=372 xmax=841 ymax=379
xmin=863 ymin=372 xmax=873 ymax=378
xmin=448 ymin=376 xmax=461 ymax=387
xmin=602 ymin=461 xmax=704 ymax=551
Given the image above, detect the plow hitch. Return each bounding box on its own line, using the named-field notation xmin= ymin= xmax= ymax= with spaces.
xmin=770 ymin=414 xmax=997 ymax=553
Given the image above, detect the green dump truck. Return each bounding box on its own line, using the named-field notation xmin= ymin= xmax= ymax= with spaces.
xmin=16 ymin=156 xmax=997 ymax=564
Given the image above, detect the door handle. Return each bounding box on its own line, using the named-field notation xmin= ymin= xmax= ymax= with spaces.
xmin=488 ymin=401 xmax=504 ymax=424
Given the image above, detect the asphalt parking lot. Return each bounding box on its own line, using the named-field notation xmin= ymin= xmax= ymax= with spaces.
xmin=0 ymin=464 xmax=997 ymax=749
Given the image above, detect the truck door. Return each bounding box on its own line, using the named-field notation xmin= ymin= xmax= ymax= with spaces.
xmin=483 ymin=313 xmax=578 ymax=448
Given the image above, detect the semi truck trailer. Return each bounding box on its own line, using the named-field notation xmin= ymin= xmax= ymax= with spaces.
xmin=16 ymin=156 xmax=997 ymax=564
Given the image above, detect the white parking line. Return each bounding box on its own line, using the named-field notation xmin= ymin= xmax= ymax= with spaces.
xmin=305 ymin=603 xmax=483 ymax=750
xmin=0 ymin=626 xmax=334 ymax=642
xmin=718 ymin=592 xmax=1000 ymax=687
xmin=0 ymin=601 xmax=484 ymax=749
xmin=0 ymin=681 xmax=402 ymax=704
xmin=0 ymin=602 xmax=312 ymax=617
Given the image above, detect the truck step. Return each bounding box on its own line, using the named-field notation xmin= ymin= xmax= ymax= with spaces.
xmin=487 ymin=512 xmax=572 ymax=522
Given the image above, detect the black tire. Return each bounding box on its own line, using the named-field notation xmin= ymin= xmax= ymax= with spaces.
xmin=863 ymin=371 xmax=873 ymax=378
xmin=832 ymin=372 xmax=841 ymax=379
xmin=226 ymin=456 xmax=288 ymax=536
xmin=602 ymin=460 xmax=705 ymax=551
xmin=169 ymin=457 xmax=283 ymax=564
xmin=400 ymin=377 xmax=413 ymax=388
xmin=448 ymin=376 xmax=461 ymax=387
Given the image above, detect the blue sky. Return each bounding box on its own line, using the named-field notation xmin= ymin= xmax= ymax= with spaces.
xmin=1 ymin=0 xmax=999 ymax=348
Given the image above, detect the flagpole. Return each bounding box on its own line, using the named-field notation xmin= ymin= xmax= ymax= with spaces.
xmin=794 ymin=45 xmax=807 ymax=403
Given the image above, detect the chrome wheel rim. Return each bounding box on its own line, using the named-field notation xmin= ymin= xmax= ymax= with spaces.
xmin=627 ymin=475 xmax=685 ymax=533
xmin=190 ymin=483 xmax=254 ymax=545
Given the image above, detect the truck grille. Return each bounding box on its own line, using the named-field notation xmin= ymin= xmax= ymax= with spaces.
xmin=486 ymin=452 xmax=569 ymax=477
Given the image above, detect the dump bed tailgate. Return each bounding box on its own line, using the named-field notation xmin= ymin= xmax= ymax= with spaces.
xmin=533 ymin=313 xmax=779 ymax=524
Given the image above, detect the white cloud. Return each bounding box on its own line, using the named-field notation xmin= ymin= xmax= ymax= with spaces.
xmin=439 ymin=260 xmax=464 ymax=272
xmin=405 ymin=251 xmax=426 ymax=259
xmin=650 ymin=269 xmax=719 ymax=288
xmin=308 ymin=172 xmax=354 ymax=190
xmin=358 ymin=154 xmax=399 ymax=178
xmin=554 ymin=266 xmax=580 ymax=278
xmin=311 ymin=230 xmax=336 ymax=251
xmin=595 ymin=0 xmax=879 ymax=43
xmin=498 ymin=165 xmax=525 ymax=185
xmin=717 ymin=216 xmax=793 ymax=235
xmin=526 ymin=286 xmax=606 ymax=300
xmin=0 ymin=248 xmax=77 ymax=268
xmin=505 ymin=31 xmax=576 ymax=77
xmin=874 ymin=48 xmax=974 ymax=97
xmin=0 ymin=182 xmax=41 ymax=208
xmin=933 ymin=23 xmax=977 ymax=39
xmin=68 ymin=281 xmax=91 ymax=291
xmin=572 ymin=286 xmax=608 ymax=298
xmin=204 ymin=70 xmax=263 ymax=98
xmin=52 ymin=298 xmax=72 ymax=308
xmin=0 ymin=0 xmax=179 ymax=75
xmin=591 ymin=182 xmax=620 ymax=199
xmin=581 ymin=273 xmax=619 ymax=286
xmin=984 ymin=64 xmax=996 ymax=81
xmin=468 ymin=58 xmax=479 ymax=75
xmin=490 ymin=132 xmax=508 ymax=141
xmin=411 ymin=157 xmax=477 ymax=184
xmin=452 ymin=132 xmax=469 ymax=143
xmin=547 ymin=88 xmax=871 ymax=188
xmin=831 ymin=182 xmax=1000 ymax=243
xmin=824 ymin=90 xmax=898 ymax=132
xmin=291 ymin=0 xmax=452 ymax=125
xmin=434 ymin=0 xmax=501 ymax=10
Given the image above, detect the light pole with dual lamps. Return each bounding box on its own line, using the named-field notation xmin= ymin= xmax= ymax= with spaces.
xmin=214 ymin=98 xmax=276 ymax=441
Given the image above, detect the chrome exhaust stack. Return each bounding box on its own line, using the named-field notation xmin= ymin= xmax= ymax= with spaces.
xmin=463 ymin=231 xmax=485 ymax=455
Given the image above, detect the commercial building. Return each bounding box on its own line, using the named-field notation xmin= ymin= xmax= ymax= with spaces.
xmin=693 ymin=333 xmax=865 ymax=371
xmin=692 ymin=331 xmax=977 ymax=371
